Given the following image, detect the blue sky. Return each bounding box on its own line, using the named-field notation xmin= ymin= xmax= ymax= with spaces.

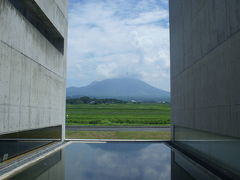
xmin=67 ymin=0 xmax=170 ymax=91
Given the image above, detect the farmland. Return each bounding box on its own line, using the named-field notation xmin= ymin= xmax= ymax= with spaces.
xmin=66 ymin=103 xmax=171 ymax=126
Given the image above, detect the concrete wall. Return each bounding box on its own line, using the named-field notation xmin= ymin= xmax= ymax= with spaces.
xmin=170 ymin=0 xmax=240 ymax=176
xmin=0 ymin=0 xmax=68 ymax=138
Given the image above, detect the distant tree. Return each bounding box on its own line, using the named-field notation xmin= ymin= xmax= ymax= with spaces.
xmin=79 ymin=96 xmax=91 ymax=103
xmin=66 ymin=96 xmax=126 ymax=104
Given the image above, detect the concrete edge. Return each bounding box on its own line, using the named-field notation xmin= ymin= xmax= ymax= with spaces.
xmin=65 ymin=139 xmax=169 ymax=142
xmin=0 ymin=141 xmax=72 ymax=180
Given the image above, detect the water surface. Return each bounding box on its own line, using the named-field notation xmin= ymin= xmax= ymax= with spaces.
xmin=9 ymin=142 xmax=215 ymax=180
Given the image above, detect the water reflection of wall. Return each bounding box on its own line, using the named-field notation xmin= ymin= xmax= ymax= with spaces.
xmin=10 ymin=150 xmax=64 ymax=180
xmin=8 ymin=143 xmax=222 ymax=180
xmin=36 ymin=151 xmax=65 ymax=180
xmin=171 ymin=150 xmax=220 ymax=180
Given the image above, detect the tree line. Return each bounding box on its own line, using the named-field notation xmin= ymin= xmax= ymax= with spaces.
xmin=66 ymin=96 xmax=126 ymax=104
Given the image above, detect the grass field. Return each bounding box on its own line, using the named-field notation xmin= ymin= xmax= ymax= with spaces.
xmin=66 ymin=103 xmax=171 ymax=126
xmin=66 ymin=131 xmax=170 ymax=140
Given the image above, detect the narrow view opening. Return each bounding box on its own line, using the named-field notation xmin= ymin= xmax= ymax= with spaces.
xmin=66 ymin=0 xmax=170 ymax=140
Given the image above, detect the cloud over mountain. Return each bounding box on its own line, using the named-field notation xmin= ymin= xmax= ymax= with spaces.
xmin=67 ymin=78 xmax=170 ymax=101
xmin=68 ymin=0 xmax=170 ymax=91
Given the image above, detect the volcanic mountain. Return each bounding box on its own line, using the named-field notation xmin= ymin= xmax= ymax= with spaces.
xmin=67 ymin=78 xmax=170 ymax=102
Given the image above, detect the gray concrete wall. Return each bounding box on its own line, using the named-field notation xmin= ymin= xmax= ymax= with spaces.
xmin=0 ymin=0 xmax=68 ymax=138
xmin=170 ymin=0 xmax=240 ymax=138
xmin=34 ymin=0 xmax=68 ymax=36
xmin=170 ymin=0 xmax=240 ymax=176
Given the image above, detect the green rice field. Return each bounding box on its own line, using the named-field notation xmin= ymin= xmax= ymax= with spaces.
xmin=66 ymin=103 xmax=171 ymax=126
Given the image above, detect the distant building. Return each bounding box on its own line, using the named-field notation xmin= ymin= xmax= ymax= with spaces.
xmin=170 ymin=0 xmax=240 ymax=177
xmin=130 ymin=100 xmax=137 ymax=103
xmin=159 ymin=101 xmax=166 ymax=104
xmin=89 ymin=101 xmax=96 ymax=104
xmin=0 ymin=0 xmax=68 ymax=162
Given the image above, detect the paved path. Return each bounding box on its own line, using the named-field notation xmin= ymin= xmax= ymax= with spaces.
xmin=66 ymin=126 xmax=170 ymax=132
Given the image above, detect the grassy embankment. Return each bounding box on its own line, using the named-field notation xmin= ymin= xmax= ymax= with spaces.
xmin=66 ymin=103 xmax=171 ymax=139
xmin=66 ymin=131 xmax=170 ymax=140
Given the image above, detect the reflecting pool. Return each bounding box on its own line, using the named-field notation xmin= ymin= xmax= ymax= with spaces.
xmin=9 ymin=142 xmax=218 ymax=180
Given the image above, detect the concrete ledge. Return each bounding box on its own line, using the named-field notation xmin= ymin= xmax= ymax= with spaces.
xmin=66 ymin=139 xmax=169 ymax=142
xmin=0 ymin=141 xmax=71 ymax=179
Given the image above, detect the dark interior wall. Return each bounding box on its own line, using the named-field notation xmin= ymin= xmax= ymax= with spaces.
xmin=0 ymin=126 xmax=62 ymax=163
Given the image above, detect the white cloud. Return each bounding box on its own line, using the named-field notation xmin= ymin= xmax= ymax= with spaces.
xmin=67 ymin=0 xmax=170 ymax=91
xmin=92 ymin=143 xmax=171 ymax=179
xmin=124 ymin=10 xmax=169 ymax=25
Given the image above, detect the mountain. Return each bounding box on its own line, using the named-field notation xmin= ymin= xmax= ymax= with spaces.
xmin=67 ymin=78 xmax=170 ymax=102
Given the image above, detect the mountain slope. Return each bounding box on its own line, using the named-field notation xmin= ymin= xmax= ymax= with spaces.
xmin=67 ymin=78 xmax=170 ymax=101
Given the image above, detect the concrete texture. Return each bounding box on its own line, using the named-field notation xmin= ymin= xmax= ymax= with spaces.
xmin=34 ymin=0 xmax=68 ymax=37
xmin=170 ymin=0 xmax=240 ymax=138
xmin=169 ymin=0 xmax=240 ymax=176
xmin=0 ymin=0 xmax=68 ymax=139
